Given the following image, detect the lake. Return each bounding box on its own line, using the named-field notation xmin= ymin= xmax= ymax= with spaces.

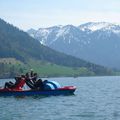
xmin=0 ymin=76 xmax=120 ymax=120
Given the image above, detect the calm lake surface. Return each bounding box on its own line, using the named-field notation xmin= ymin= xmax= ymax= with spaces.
xmin=0 ymin=76 xmax=120 ymax=120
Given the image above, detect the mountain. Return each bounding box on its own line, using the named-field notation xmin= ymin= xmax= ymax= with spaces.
xmin=0 ymin=18 xmax=113 ymax=77
xmin=27 ymin=28 xmax=36 ymax=38
xmin=27 ymin=22 xmax=120 ymax=69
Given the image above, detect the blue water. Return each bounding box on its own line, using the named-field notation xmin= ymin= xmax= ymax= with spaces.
xmin=0 ymin=76 xmax=120 ymax=120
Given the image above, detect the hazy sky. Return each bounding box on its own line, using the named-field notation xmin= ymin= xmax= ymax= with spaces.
xmin=1 ymin=0 xmax=120 ymax=30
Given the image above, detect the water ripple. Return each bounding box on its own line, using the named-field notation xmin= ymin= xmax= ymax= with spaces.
xmin=1 ymin=76 xmax=120 ymax=120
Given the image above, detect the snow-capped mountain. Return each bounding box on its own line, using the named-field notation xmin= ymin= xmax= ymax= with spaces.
xmin=79 ymin=22 xmax=120 ymax=34
xmin=27 ymin=22 xmax=120 ymax=69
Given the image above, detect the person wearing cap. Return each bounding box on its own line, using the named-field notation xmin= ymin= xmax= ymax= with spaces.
xmin=25 ymin=72 xmax=44 ymax=90
xmin=31 ymin=73 xmax=37 ymax=84
xmin=25 ymin=72 xmax=35 ymax=89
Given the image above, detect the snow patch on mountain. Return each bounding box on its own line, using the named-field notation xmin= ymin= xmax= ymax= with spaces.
xmin=80 ymin=22 xmax=110 ymax=31
xmin=27 ymin=22 xmax=120 ymax=46
xmin=56 ymin=27 xmax=69 ymax=37
xmin=79 ymin=22 xmax=120 ymax=34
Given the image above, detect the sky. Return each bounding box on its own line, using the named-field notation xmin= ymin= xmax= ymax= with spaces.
xmin=0 ymin=0 xmax=120 ymax=30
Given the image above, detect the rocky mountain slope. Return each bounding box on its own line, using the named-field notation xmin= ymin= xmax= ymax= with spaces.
xmin=27 ymin=22 xmax=120 ymax=69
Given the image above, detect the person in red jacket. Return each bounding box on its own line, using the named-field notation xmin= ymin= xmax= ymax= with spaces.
xmin=4 ymin=75 xmax=26 ymax=90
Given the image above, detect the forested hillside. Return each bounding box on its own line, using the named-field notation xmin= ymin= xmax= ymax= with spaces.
xmin=0 ymin=18 xmax=114 ymax=77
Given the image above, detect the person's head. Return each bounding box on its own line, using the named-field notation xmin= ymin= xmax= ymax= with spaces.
xmin=38 ymin=78 xmax=42 ymax=82
xmin=34 ymin=73 xmax=37 ymax=77
xmin=30 ymin=69 xmax=33 ymax=73
xmin=21 ymin=75 xmax=25 ymax=78
xmin=30 ymin=69 xmax=34 ymax=77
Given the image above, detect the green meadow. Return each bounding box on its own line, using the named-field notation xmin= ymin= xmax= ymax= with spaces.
xmin=0 ymin=58 xmax=95 ymax=78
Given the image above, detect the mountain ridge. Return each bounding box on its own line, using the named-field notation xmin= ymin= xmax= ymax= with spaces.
xmin=27 ymin=22 xmax=120 ymax=69
xmin=0 ymin=18 xmax=113 ymax=76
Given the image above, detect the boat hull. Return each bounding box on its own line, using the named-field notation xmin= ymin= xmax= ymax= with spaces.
xmin=0 ymin=86 xmax=76 ymax=96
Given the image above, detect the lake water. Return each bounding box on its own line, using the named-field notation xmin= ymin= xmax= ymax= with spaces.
xmin=0 ymin=76 xmax=120 ymax=120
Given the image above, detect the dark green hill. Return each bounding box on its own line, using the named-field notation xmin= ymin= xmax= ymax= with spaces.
xmin=0 ymin=18 xmax=113 ymax=77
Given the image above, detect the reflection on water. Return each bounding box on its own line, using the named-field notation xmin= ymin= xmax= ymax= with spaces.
xmin=0 ymin=76 xmax=120 ymax=120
